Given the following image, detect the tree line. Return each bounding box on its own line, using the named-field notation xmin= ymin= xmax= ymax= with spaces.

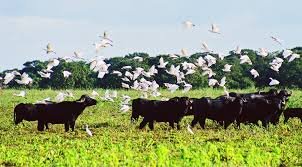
xmin=1 ymin=47 xmax=302 ymax=89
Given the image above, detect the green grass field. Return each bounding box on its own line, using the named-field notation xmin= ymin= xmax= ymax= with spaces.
xmin=1 ymin=89 xmax=302 ymax=166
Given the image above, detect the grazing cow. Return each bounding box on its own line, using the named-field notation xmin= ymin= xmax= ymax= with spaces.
xmin=191 ymin=96 xmax=245 ymax=129
xmin=284 ymin=108 xmax=302 ymax=123
xmin=36 ymin=95 xmax=97 ymax=132
xmin=131 ymin=97 xmax=191 ymax=130
xmin=14 ymin=103 xmax=51 ymax=129
xmin=237 ymin=97 xmax=284 ymax=127
xmin=229 ymin=89 xmax=291 ymax=125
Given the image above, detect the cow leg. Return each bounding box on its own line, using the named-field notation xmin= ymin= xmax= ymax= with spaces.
xmin=169 ymin=122 xmax=175 ymax=129
xmin=199 ymin=118 xmax=206 ymax=129
xmin=64 ymin=122 xmax=70 ymax=132
xmin=284 ymin=116 xmax=289 ymax=123
xmin=176 ymin=122 xmax=181 ymax=130
xmin=70 ymin=121 xmax=75 ymax=131
xmin=148 ymin=120 xmax=154 ymax=130
xmin=139 ymin=118 xmax=148 ymax=129
xmin=45 ymin=123 xmax=49 ymax=130
xmin=37 ymin=121 xmax=45 ymax=131
xmin=191 ymin=117 xmax=199 ymax=128
xmin=262 ymin=120 xmax=268 ymax=128
xmin=224 ymin=121 xmax=231 ymax=129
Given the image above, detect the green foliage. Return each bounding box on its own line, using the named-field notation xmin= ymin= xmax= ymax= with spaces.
xmin=1 ymin=48 xmax=302 ymax=89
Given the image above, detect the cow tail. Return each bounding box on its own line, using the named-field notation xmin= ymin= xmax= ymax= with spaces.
xmin=13 ymin=107 xmax=17 ymax=124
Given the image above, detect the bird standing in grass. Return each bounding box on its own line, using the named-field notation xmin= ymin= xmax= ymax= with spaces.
xmin=85 ymin=125 xmax=93 ymax=137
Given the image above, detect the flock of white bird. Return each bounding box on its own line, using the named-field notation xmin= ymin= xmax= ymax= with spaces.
xmin=1 ymin=21 xmax=301 ymax=136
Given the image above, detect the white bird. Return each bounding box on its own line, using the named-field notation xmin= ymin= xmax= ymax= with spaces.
xmin=222 ymin=64 xmax=232 ymax=72
xmin=38 ymin=71 xmax=51 ymax=78
xmin=93 ymin=39 xmax=113 ymax=53
xmin=204 ymin=54 xmax=217 ymax=67
xmin=35 ymin=97 xmax=51 ymax=104
xmin=13 ymin=91 xmax=26 ymax=97
xmin=122 ymin=66 xmax=132 ymax=70
xmin=99 ymin=31 xmax=113 ymax=42
xmin=166 ymin=65 xmax=180 ymax=76
xmin=46 ymin=58 xmax=60 ymax=72
xmin=195 ymin=57 xmax=207 ymax=67
xmin=240 ymin=55 xmax=252 ymax=65
xmin=183 ymin=20 xmax=195 ymax=29
xmin=202 ymin=67 xmax=216 ymax=78
xmin=183 ymin=83 xmax=192 ymax=93
xmin=223 ymin=86 xmax=229 ymax=97
xmin=112 ymin=70 xmax=122 ymax=77
xmin=63 ymin=71 xmax=72 ymax=78
xmin=187 ymin=124 xmax=194 ymax=135
xmin=185 ymin=69 xmax=196 ymax=75
xmin=208 ymin=78 xmax=219 ymax=87
xmin=3 ymin=71 xmax=21 ymax=85
xmin=158 ymin=57 xmax=168 ymax=68
xmin=122 ymin=83 xmax=130 ymax=89
xmin=288 ymin=53 xmax=300 ymax=62
xmin=270 ymin=36 xmax=283 ymax=45
xmin=168 ymin=54 xmax=179 ymax=59
xmin=164 ymin=83 xmax=179 ymax=93
xmin=269 ymin=78 xmax=280 ymax=86
xmin=133 ymin=56 xmax=143 ymax=62
xmin=234 ymin=46 xmax=241 ymax=55
xmin=73 ymin=51 xmax=84 ymax=60
xmin=209 ymin=24 xmax=221 ymax=34
xmin=282 ymin=49 xmax=293 ymax=59
xmin=91 ymin=90 xmax=99 ymax=98
xmin=55 ymin=92 xmax=66 ymax=102
xmin=121 ymin=95 xmax=131 ymax=105
xmin=15 ymin=73 xmax=33 ymax=85
xmin=201 ymin=42 xmax=211 ymax=52
xmin=85 ymin=125 xmax=93 ymax=137
xmin=120 ymin=104 xmax=130 ymax=113
xmin=219 ymin=76 xmax=226 ymax=87
xmin=44 ymin=43 xmax=56 ymax=54
xmin=250 ymin=69 xmax=259 ymax=78
xmin=258 ymin=48 xmax=268 ymax=57
xmin=180 ymin=48 xmax=189 ymax=57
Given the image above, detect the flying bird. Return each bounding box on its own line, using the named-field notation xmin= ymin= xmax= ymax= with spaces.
xmin=209 ymin=24 xmax=221 ymax=34
xmin=240 ymin=55 xmax=252 ymax=65
xmin=270 ymin=36 xmax=283 ymax=45
xmin=99 ymin=31 xmax=113 ymax=43
xmin=250 ymin=69 xmax=259 ymax=78
xmin=38 ymin=71 xmax=51 ymax=79
xmin=44 ymin=43 xmax=56 ymax=54
xmin=63 ymin=71 xmax=72 ymax=78
xmin=183 ymin=20 xmax=195 ymax=29
xmin=222 ymin=64 xmax=232 ymax=72
xmin=158 ymin=57 xmax=168 ymax=68
xmin=258 ymin=48 xmax=268 ymax=57
xmin=269 ymin=78 xmax=280 ymax=86
xmin=288 ymin=53 xmax=300 ymax=62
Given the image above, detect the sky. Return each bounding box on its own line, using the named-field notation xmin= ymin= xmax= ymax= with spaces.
xmin=0 ymin=0 xmax=301 ymax=71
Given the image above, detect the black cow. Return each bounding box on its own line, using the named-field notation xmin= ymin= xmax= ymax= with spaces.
xmin=14 ymin=103 xmax=51 ymax=129
xmin=191 ymin=96 xmax=245 ymax=129
xmin=237 ymin=97 xmax=284 ymax=127
xmin=284 ymin=108 xmax=302 ymax=123
xmin=131 ymin=97 xmax=191 ymax=130
xmin=229 ymin=89 xmax=291 ymax=125
xmin=36 ymin=95 xmax=97 ymax=132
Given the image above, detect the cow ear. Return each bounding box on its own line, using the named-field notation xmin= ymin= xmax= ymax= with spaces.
xmin=79 ymin=96 xmax=86 ymax=103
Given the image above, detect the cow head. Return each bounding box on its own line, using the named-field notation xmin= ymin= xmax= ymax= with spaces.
xmin=79 ymin=95 xmax=97 ymax=107
xmin=14 ymin=103 xmax=24 ymax=125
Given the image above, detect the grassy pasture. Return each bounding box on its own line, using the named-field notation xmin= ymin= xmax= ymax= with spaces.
xmin=0 ymin=88 xmax=302 ymax=166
